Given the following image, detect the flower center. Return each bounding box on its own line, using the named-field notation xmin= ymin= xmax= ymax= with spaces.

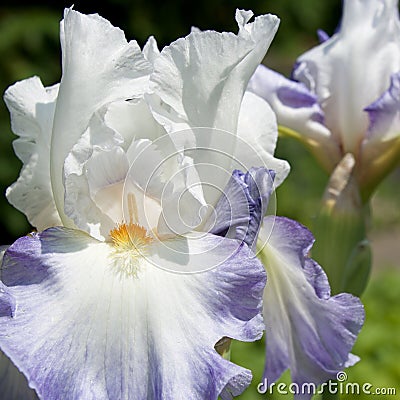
xmin=109 ymin=222 xmax=153 ymax=277
xmin=110 ymin=222 xmax=153 ymax=250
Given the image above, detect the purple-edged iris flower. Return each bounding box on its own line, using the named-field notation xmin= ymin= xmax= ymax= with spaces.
xmin=0 ymin=6 xmax=364 ymax=400
xmin=0 ymin=8 xmax=292 ymax=400
xmin=249 ymin=0 xmax=400 ymax=198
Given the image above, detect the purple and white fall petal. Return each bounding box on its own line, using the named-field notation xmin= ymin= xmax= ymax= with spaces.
xmin=258 ymin=217 xmax=365 ymax=399
xmin=0 ymin=228 xmax=266 ymax=400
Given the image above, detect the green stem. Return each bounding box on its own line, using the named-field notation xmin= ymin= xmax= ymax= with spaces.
xmin=312 ymin=205 xmax=371 ymax=296
xmin=312 ymin=153 xmax=371 ymax=296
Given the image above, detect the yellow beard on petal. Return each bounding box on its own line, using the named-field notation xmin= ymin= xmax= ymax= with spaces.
xmin=109 ymin=223 xmax=153 ymax=278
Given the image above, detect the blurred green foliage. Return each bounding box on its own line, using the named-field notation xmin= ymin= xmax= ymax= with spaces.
xmin=0 ymin=2 xmax=399 ymax=398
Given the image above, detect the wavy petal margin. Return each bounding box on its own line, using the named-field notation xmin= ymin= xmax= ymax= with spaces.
xmin=4 ymin=77 xmax=61 ymax=230
xmin=50 ymin=8 xmax=152 ymax=224
xmin=149 ymin=9 xmax=279 ymax=136
xmin=0 ymin=227 xmax=266 ymax=400
xmin=258 ymin=217 xmax=364 ymax=399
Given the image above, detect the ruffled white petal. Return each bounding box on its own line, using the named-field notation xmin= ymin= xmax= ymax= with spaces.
xmin=63 ymin=111 xmax=121 ymax=239
xmin=125 ymin=138 xmax=170 ymax=198
xmin=86 ymin=147 xmax=129 ymax=223
xmin=50 ymin=8 xmax=152 ymax=224
xmin=104 ymin=99 xmax=166 ymax=148
xmin=148 ymin=29 xmax=252 ymax=133
xmin=143 ymin=36 xmax=160 ymax=64
xmin=4 ymin=77 xmax=61 ymax=230
xmin=148 ymin=9 xmax=279 ymax=145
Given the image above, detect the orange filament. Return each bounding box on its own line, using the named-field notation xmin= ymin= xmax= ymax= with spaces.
xmin=110 ymin=222 xmax=153 ymax=251
xmin=109 ymin=222 xmax=153 ymax=278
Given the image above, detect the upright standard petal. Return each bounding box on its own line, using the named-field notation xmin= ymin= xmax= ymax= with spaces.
xmin=0 ymin=227 xmax=266 ymax=400
xmin=50 ymin=8 xmax=152 ymax=225
xmin=149 ymin=10 xmax=279 ymax=135
xmin=63 ymin=96 xmax=171 ymax=239
xmin=143 ymin=36 xmax=160 ymax=64
xmin=293 ymin=0 xmax=400 ymax=156
xmin=148 ymin=11 xmax=279 ymax=204
xmin=63 ymin=110 xmax=121 ymax=240
xmin=4 ymin=77 xmax=61 ymax=230
xmin=258 ymin=217 xmax=364 ymax=396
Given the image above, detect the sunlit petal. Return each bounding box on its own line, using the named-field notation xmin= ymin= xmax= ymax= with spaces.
xmin=0 ymin=227 xmax=265 ymax=399
xmin=105 ymin=99 xmax=166 ymax=147
xmin=149 ymin=11 xmax=279 ymax=135
xmin=147 ymin=10 xmax=280 ymax=207
xmin=4 ymin=77 xmax=61 ymax=230
xmin=143 ymin=36 xmax=160 ymax=64
xmin=50 ymin=8 xmax=152 ymax=223
xmin=63 ymin=112 xmax=120 ymax=239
